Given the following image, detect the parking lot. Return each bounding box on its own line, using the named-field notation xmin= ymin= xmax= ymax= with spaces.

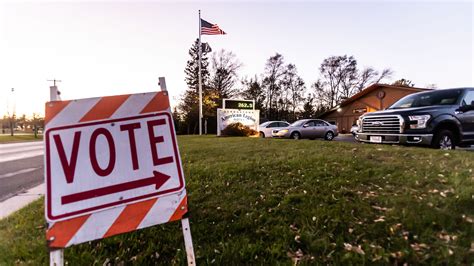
xmin=334 ymin=134 xmax=474 ymax=151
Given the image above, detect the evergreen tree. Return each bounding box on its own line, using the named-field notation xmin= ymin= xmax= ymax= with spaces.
xmin=180 ymin=39 xmax=212 ymax=134
xmin=300 ymin=94 xmax=315 ymax=119
xmin=392 ymin=78 xmax=415 ymax=87
xmin=184 ymin=39 xmax=211 ymax=90
xmin=240 ymin=76 xmax=266 ymax=113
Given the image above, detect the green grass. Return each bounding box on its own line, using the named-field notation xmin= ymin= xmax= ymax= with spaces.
xmin=1 ymin=136 xmax=473 ymax=265
xmin=0 ymin=134 xmax=43 ymax=143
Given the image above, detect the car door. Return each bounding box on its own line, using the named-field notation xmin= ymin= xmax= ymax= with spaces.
xmin=314 ymin=120 xmax=328 ymax=138
xmin=272 ymin=122 xmax=288 ymax=135
xmin=264 ymin=122 xmax=279 ymax=137
xmin=458 ymin=90 xmax=474 ymax=141
xmin=301 ymin=121 xmax=316 ymax=138
xmin=274 ymin=122 xmax=288 ymax=131
xmin=279 ymin=122 xmax=290 ymax=129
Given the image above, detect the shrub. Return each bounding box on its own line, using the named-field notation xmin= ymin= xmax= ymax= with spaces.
xmin=221 ymin=122 xmax=258 ymax=137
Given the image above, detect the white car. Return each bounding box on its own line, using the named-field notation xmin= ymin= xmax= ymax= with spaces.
xmin=351 ymin=124 xmax=359 ymax=136
xmin=258 ymin=121 xmax=290 ymax=138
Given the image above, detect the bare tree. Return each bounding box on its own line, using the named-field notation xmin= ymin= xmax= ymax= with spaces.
xmin=313 ymin=55 xmax=395 ymax=110
xmin=282 ymin=64 xmax=305 ymax=120
xmin=356 ymin=67 xmax=378 ymax=92
xmin=356 ymin=67 xmax=394 ymax=92
xmin=262 ymin=53 xmax=286 ymax=119
xmin=375 ymin=68 xmax=393 ymax=83
xmin=315 ymin=55 xmax=357 ymax=108
xmin=312 ymin=79 xmax=332 ymax=110
xmin=210 ymin=49 xmax=242 ymax=101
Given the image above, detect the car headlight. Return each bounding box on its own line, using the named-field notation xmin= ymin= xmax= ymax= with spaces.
xmin=408 ymin=115 xmax=431 ymax=129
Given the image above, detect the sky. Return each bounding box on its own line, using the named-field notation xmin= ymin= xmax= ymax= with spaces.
xmin=0 ymin=0 xmax=473 ymax=117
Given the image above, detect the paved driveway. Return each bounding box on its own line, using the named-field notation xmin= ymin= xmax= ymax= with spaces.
xmin=334 ymin=134 xmax=473 ymax=151
xmin=334 ymin=134 xmax=357 ymax=143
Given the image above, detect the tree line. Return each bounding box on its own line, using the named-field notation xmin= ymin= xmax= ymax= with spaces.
xmin=1 ymin=113 xmax=44 ymax=136
xmin=175 ymin=39 xmax=413 ymax=134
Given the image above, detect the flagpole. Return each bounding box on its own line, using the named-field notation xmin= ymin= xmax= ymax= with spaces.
xmin=198 ymin=10 xmax=203 ymax=136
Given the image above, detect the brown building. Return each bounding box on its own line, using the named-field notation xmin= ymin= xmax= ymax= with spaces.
xmin=319 ymin=84 xmax=430 ymax=133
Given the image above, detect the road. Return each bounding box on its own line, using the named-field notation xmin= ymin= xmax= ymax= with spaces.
xmin=0 ymin=142 xmax=44 ymax=202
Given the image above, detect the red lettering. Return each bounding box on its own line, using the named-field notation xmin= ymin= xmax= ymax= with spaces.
xmin=147 ymin=119 xmax=173 ymax=166
xmin=89 ymin=128 xmax=116 ymax=176
xmin=54 ymin=132 xmax=81 ymax=184
xmin=120 ymin=122 xmax=141 ymax=170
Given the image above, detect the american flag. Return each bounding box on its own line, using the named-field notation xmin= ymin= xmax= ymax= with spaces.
xmin=201 ymin=19 xmax=226 ymax=35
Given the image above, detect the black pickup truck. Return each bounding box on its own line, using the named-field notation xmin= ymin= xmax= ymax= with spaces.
xmin=356 ymin=88 xmax=474 ymax=150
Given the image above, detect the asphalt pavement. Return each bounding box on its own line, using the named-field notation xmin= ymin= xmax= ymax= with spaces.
xmin=334 ymin=133 xmax=473 ymax=151
xmin=334 ymin=134 xmax=357 ymax=143
xmin=0 ymin=142 xmax=44 ymax=202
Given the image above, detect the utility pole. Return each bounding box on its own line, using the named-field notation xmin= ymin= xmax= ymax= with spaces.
xmin=47 ymin=79 xmax=62 ymax=101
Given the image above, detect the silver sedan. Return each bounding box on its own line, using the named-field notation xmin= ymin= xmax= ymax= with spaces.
xmin=272 ymin=119 xmax=338 ymax=140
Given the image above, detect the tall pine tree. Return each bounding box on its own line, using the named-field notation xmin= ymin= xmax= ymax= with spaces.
xmin=180 ymin=39 xmax=213 ymax=134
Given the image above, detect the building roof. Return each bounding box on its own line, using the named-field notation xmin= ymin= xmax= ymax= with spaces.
xmin=318 ymin=84 xmax=430 ymax=117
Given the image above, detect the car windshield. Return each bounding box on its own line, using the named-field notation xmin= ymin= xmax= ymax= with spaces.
xmin=290 ymin=120 xmax=306 ymax=127
xmin=388 ymin=89 xmax=462 ymax=109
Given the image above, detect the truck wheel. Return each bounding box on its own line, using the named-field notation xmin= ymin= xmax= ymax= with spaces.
xmin=324 ymin=131 xmax=334 ymax=141
xmin=432 ymin=130 xmax=456 ymax=150
xmin=291 ymin=132 xmax=301 ymax=140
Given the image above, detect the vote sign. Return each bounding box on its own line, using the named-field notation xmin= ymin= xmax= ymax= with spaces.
xmin=45 ymin=93 xmax=185 ymax=223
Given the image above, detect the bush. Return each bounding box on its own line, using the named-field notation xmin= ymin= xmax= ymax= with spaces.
xmin=221 ymin=122 xmax=258 ymax=137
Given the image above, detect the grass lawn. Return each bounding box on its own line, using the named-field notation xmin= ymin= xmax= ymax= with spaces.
xmin=0 ymin=134 xmax=43 ymax=143
xmin=0 ymin=136 xmax=473 ymax=265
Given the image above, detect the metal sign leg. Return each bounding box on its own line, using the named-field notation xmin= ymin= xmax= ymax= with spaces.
xmin=181 ymin=218 xmax=196 ymax=265
xmin=50 ymin=249 xmax=64 ymax=266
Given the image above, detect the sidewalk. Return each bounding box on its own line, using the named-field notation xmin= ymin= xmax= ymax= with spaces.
xmin=0 ymin=183 xmax=45 ymax=219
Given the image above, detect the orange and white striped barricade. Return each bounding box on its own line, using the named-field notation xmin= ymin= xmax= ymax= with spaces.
xmin=44 ymin=78 xmax=195 ymax=265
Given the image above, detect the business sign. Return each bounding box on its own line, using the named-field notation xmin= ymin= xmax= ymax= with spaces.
xmin=216 ymin=108 xmax=260 ymax=136
xmin=44 ymin=91 xmax=188 ymax=248
xmin=353 ymin=108 xmax=367 ymax=114
xmin=223 ymin=99 xmax=254 ymax=110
